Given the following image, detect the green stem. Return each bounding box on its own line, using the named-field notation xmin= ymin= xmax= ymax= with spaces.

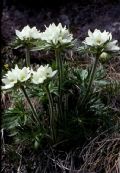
xmin=55 ymin=49 xmax=63 ymax=118
xmin=25 ymin=47 xmax=30 ymax=67
xmin=81 ymin=55 xmax=99 ymax=105
xmin=21 ymin=85 xmax=39 ymax=124
xmin=55 ymin=49 xmax=63 ymax=93
xmin=45 ymin=85 xmax=55 ymax=142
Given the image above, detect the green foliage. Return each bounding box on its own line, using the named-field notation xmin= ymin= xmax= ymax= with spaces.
xmin=2 ymin=90 xmax=47 ymax=149
xmin=2 ymin=28 xmax=120 ymax=150
xmin=2 ymin=57 xmax=120 ymax=149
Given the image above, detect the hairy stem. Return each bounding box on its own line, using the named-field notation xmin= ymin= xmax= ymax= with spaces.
xmin=81 ymin=56 xmax=99 ymax=105
xmin=21 ymin=85 xmax=39 ymax=124
xmin=45 ymin=85 xmax=56 ymax=142
xmin=25 ymin=47 xmax=30 ymax=67
xmin=55 ymin=49 xmax=63 ymax=118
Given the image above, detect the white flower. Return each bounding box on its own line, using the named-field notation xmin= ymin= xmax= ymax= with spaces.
xmin=38 ymin=64 xmax=57 ymax=78
xmin=2 ymin=66 xmax=18 ymax=89
xmin=83 ymin=29 xmax=120 ymax=53
xmin=31 ymin=72 xmax=46 ymax=84
xmin=17 ymin=67 xmax=31 ymax=82
xmin=39 ymin=23 xmax=73 ymax=46
xmin=83 ymin=29 xmax=112 ymax=46
xmin=31 ymin=64 xmax=57 ymax=84
xmin=106 ymin=40 xmax=120 ymax=52
xmin=2 ymin=65 xmax=32 ymax=90
xmin=15 ymin=25 xmax=41 ymax=40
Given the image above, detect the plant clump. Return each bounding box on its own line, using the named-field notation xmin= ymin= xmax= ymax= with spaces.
xmin=1 ymin=23 xmax=120 ymax=173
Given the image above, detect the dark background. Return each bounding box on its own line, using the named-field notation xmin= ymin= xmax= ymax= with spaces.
xmin=4 ymin=0 xmax=119 ymax=8
xmin=1 ymin=0 xmax=120 ymax=47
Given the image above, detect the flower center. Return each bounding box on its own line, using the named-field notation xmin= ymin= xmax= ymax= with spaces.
xmin=96 ymin=38 xmax=101 ymax=44
xmin=20 ymin=75 xmax=26 ymax=80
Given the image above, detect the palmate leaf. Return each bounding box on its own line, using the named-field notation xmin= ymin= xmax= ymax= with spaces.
xmin=27 ymin=85 xmax=45 ymax=98
xmin=72 ymin=68 xmax=89 ymax=86
xmin=14 ymin=124 xmax=46 ymax=148
xmin=48 ymin=82 xmax=58 ymax=96
xmin=94 ymin=64 xmax=106 ymax=80
xmin=2 ymin=105 xmax=28 ymax=131
xmin=30 ymin=40 xmax=50 ymax=51
xmin=2 ymin=95 xmax=29 ymax=141
xmin=11 ymin=37 xmax=42 ymax=49
xmin=2 ymin=99 xmax=46 ymax=147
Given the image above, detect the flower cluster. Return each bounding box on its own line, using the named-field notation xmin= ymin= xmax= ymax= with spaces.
xmin=2 ymin=65 xmax=31 ymax=89
xmin=83 ymin=29 xmax=120 ymax=52
xmin=15 ymin=25 xmax=41 ymax=40
xmin=15 ymin=23 xmax=73 ymax=49
xmin=15 ymin=24 xmax=119 ymax=54
xmin=31 ymin=64 xmax=57 ymax=84
xmin=2 ymin=65 xmax=57 ymax=90
xmin=39 ymin=23 xmax=73 ymax=47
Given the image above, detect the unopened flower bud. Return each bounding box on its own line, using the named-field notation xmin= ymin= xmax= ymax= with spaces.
xmin=100 ymin=52 xmax=108 ymax=59
xmin=99 ymin=52 xmax=109 ymax=63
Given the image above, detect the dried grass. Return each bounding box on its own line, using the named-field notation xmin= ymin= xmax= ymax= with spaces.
xmin=78 ymin=128 xmax=120 ymax=173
